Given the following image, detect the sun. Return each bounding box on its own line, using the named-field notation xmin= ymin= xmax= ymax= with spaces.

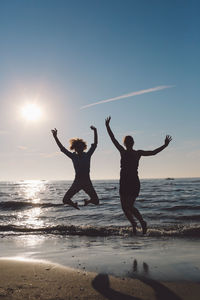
xmin=21 ymin=103 xmax=42 ymax=122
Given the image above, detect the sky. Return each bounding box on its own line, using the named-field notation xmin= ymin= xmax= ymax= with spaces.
xmin=0 ymin=0 xmax=200 ymax=181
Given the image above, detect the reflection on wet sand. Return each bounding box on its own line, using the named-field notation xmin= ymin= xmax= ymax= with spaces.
xmin=132 ymin=259 xmax=149 ymax=276
xmin=131 ymin=259 xmax=181 ymax=300
xmin=92 ymin=259 xmax=181 ymax=300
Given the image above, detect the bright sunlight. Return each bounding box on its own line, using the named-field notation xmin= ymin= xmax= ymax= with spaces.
xmin=21 ymin=103 xmax=42 ymax=122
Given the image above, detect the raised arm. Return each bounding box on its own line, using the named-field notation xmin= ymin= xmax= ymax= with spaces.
xmin=51 ymin=128 xmax=73 ymax=158
xmin=105 ymin=116 xmax=124 ymax=152
xmin=87 ymin=126 xmax=98 ymax=156
xmin=139 ymin=135 xmax=172 ymax=156
xmin=90 ymin=126 xmax=98 ymax=146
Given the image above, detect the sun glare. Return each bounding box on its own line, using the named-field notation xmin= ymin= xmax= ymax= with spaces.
xmin=21 ymin=103 xmax=42 ymax=121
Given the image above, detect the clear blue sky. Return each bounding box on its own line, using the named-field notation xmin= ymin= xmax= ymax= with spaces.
xmin=0 ymin=0 xmax=199 ymax=180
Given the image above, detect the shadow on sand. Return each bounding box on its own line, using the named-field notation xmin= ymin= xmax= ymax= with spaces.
xmin=92 ymin=260 xmax=181 ymax=300
xmin=92 ymin=273 xmax=140 ymax=300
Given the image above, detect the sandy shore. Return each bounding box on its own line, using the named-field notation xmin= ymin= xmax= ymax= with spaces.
xmin=0 ymin=259 xmax=199 ymax=300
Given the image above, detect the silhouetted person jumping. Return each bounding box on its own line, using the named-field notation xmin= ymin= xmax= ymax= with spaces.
xmin=51 ymin=126 xmax=99 ymax=210
xmin=105 ymin=116 xmax=172 ymax=234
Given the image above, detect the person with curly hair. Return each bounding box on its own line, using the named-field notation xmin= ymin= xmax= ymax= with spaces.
xmin=51 ymin=126 xmax=99 ymax=209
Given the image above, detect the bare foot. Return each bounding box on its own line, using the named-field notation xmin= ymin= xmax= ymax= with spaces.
xmin=84 ymin=199 xmax=89 ymax=206
xmin=72 ymin=202 xmax=80 ymax=210
xmin=132 ymin=225 xmax=137 ymax=235
xmin=141 ymin=220 xmax=147 ymax=234
xmin=64 ymin=200 xmax=80 ymax=210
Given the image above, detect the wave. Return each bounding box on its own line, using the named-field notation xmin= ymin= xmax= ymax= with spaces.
xmin=175 ymin=215 xmax=200 ymax=221
xmin=165 ymin=205 xmax=200 ymax=211
xmin=104 ymin=187 xmax=117 ymax=191
xmin=0 ymin=224 xmax=200 ymax=238
xmin=0 ymin=201 xmax=62 ymax=210
xmin=0 ymin=192 xmax=9 ymax=196
xmin=2 ymin=200 xmax=199 ymax=211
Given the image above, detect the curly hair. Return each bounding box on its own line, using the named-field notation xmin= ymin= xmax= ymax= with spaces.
xmin=69 ymin=138 xmax=87 ymax=151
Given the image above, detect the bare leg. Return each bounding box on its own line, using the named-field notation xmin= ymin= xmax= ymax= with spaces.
xmin=63 ymin=183 xmax=80 ymax=210
xmin=63 ymin=197 xmax=80 ymax=210
xmin=120 ymin=196 xmax=137 ymax=234
xmin=132 ymin=206 xmax=147 ymax=234
xmin=123 ymin=208 xmax=137 ymax=235
xmin=83 ymin=182 xmax=99 ymax=206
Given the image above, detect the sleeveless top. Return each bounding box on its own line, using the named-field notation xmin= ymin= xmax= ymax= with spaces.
xmin=120 ymin=149 xmax=141 ymax=179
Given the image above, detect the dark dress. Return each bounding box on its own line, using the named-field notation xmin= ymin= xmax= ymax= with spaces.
xmin=119 ymin=149 xmax=141 ymax=198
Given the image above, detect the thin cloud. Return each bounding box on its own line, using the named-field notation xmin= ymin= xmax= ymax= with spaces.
xmin=81 ymin=85 xmax=175 ymax=109
xmin=40 ymin=151 xmax=60 ymax=158
xmin=17 ymin=146 xmax=28 ymax=150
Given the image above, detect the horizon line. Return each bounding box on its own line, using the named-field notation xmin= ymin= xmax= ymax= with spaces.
xmin=0 ymin=176 xmax=199 ymax=182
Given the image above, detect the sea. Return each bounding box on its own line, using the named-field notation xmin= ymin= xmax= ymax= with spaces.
xmin=0 ymin=178 xmax=200 ymax=281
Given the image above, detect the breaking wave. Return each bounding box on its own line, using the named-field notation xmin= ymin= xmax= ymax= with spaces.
xmin=0 ymin=224 xmax=200 ymax=238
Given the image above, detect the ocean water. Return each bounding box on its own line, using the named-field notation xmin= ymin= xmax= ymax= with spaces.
xmin=0 ymin=178 xmax=200 ymax=237
xmin=0 ymin=178 xmax=200 ymax=281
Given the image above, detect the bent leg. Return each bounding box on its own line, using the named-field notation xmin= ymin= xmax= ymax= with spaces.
xmin=131 ymin=205 xmax=143 ymax=223
xmin=83 ymin=181 xmax=99 ymax=206
xmin=132 ymin=205 xmax=147 ymax=234
xmin=120 ymin=196 xmax=137 ymax=234
xmin=63 ymin=182 xmax=81 ymax=210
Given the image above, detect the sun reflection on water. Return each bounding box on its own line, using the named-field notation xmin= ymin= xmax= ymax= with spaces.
xmin=20 ymin=180 xmax=46 ymax=203
xmin=17 ymin=180 xmax=47 ymax=228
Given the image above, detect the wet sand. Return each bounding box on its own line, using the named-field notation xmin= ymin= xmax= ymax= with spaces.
xmin=0 ymin=259 xmax=199 ymax=300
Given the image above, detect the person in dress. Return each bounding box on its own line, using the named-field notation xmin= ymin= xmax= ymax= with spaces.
xmin=105 ymin=116 xmax=172 ymax=234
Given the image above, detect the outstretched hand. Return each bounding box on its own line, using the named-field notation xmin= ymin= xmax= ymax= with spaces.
xmin=90 ymin=126 xmax=97 ymax=131
xmin=51 ymin=128 xmax=58 ymax=137
xmin=105 ymin=116 xmax=111 ymax=127
xmin=164 ymin=135 xmax=172 ymax=146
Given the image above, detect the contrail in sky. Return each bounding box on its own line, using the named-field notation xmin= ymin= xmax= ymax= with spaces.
xmin=81 ymin=85 xmax=174 ymax=109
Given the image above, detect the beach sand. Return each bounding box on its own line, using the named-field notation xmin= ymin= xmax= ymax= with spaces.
xmin=0 ymin=259 xmax=199 ymax=300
